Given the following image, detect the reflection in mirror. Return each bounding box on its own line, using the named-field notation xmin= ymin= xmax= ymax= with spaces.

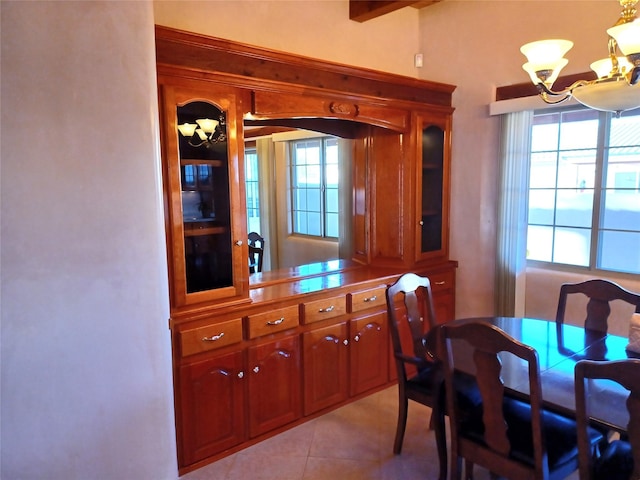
xmin=244 ymin=119 xmax=357 ymax=276
xmin=177 ymin=101 xmax=233 ymax=293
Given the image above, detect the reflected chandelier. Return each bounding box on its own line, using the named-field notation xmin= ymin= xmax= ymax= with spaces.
xmin=177 ymin=114 xmax=226 ymax=148
xmin=520 ymin=0 xmax=640 ymax=116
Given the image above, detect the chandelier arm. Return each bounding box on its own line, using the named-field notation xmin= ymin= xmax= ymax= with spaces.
xmin=536 ymin=79 xmax=594 ymax=98
xmin=539 ymin=91 xmax=573 ymax=105
xmin=187 ymin=139 xmax=208 ymax=148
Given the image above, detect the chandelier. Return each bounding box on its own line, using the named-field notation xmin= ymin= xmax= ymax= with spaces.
xmin=520 ymin=0 xmax=640 ymax=116
xmin=177 ymin=114 xmax=226 ymax=148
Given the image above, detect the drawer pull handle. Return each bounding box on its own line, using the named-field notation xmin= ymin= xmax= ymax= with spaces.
xmin=202 ymin=332 xmax=225 ymax=342
xmin=266 ymin=318 xmax=284 ymax=326
xmin=364 ymin=295 xmax=377 ymax=302
xmin=435 ymin=281 xmax=446 ymax=285
xmin=318 ymin=305 xmax=335 ymax=313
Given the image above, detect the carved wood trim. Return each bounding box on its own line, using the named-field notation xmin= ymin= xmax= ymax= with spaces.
xmin=155 ymin=25 xmax=455 ymax=107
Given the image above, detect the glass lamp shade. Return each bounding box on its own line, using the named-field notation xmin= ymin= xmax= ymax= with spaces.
xmin=607 ymin=19 xmax=640 ymax=56
xmin=520 ymin=39 xmax=573 ymax=86
xmin=590 ymin=56 xmax=635 ymax=78
xmin=177 ymin=123 xmax=198 ymax=137
xmin=195 ymin=129 xmax=208 ymax=141
xmin=520 ymin=39 xmax=574 ymax=65
xmin=195 ymin=118 xmax=219 ymax=133
xmin=523 ymin=58 xmax=569 ymax=85
xmin=572 ymin=79 xmax=640 ymax=113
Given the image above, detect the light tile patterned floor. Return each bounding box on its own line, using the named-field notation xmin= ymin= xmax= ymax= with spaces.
xmin=180 ymin=386 xmax=580 ymax=479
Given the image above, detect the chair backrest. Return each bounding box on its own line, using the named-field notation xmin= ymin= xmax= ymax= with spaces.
xmin=248 ymin=231 xmax=264 ymax=249
xmin=385 ymin=273 xmax=439 ymax=381
xmin=248 ymin=232 xmax=264 ymax=273
xmin=556 ymin=279 xmax=640 ymax=333
xmin=575 ymin=359 xmax=640 ymax=480
xmin=441 ymin=320 xmax=549 ymax=479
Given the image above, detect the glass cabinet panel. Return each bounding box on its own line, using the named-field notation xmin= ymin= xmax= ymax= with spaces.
xmin=420 ymin=125 xmax=444 ymax=253
xmin=177 ymin=101 xmax=233 ymax=294
xmin=415 ymin=113 xmax=450 ymax=262
xmin=159 ymin=82 xmax=246 ymax=307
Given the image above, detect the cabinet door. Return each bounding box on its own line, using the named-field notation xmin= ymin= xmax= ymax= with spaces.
xmin=302 ymin=322 xmax=349 ymax=415
xmin=178 ymin=351 xmax=245 ymax=467
xmin=160 ymin=82 xmax=248 ymax=307
xmin=247 ymin=335 xmax=301 ymax=438
xmin=415 ymin=112 xmax=452 ymax=262
xmin=350 ymin=311 xmax=388 ymax=396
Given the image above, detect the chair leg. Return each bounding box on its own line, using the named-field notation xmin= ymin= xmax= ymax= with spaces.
xmin=393 ymin=396 xmax=409 ymax=454
xmin=432 ymin=406 xmax=447 ymax=480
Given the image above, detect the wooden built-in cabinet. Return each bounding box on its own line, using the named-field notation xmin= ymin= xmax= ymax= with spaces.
xmin=156 ymin=26 xmax=458 ymax=474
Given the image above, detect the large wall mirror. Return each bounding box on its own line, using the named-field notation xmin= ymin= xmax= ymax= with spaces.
xmin=243 ymin=117 xmax=380 ymax=277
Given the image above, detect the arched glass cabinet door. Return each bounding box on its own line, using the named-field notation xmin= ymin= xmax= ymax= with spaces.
xmin=161 ymin=84 xmax=247 ymax=307
xmin=415 ymin=112 xmax=451 ymax=262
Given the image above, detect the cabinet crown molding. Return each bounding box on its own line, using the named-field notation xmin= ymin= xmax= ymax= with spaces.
xmin=155 ymin=25 xmax=455 ymax=107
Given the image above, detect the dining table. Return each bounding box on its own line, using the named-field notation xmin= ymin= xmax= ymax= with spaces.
xmin=424 ymin=316 xmax=640 ymax=432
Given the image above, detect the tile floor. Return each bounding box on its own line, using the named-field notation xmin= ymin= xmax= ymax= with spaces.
xmin=180 ymin=385 xmax=580 ymax=480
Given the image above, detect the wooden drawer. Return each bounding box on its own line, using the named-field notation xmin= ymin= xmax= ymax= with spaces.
xmin=349 ymin=285 xmax=387 ymax=313
xmin=428 ymin=270 xmax=455 ymax=292
xmin=180 ymin=318 xmax=243 ymax=357
xmin=301 ymin=294 xmax=347 ymax=324
xmin=247 ymin=305 xmax=299 ymax=339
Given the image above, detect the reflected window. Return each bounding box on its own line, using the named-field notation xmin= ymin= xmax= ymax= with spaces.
xmin=289 ymin=137 xmax=339 ymax=239
xmin=245 ymin=147 xmax=261 ymax=234
xmin=527 ymin=108 xmax=640 ymax=274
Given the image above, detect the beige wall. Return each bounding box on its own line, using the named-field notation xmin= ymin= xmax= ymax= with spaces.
xmin=153 ymin=0 xmax=421 ymax=77
xmin=1 ymin=1 xmax=176 ymax=478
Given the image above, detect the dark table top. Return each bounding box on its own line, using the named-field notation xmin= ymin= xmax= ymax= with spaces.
xmin=425 ymin=316 xmax=639 ymax=431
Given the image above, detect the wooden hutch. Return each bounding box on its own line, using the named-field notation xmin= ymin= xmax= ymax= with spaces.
xmin=155 ymin=26 xmax=457 ymax=475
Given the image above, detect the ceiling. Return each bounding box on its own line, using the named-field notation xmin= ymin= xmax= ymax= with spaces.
xmin=349 ymin=0 xmax=442 ymax=22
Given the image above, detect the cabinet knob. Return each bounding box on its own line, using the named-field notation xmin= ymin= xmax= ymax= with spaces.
xmin=238 ymin=371 xmax=244 ymax=379
xmin=354 ymin=335 xmax=360 ymax=342
xmin=419 ymin=220 xmax=424 ymax=226
xmin=235 ymin=240 xmax=243 ymax=246
xmin=253 ymin=366 xmax=260 ymax=374
xmin=343 ymin=339 xmax=349 ymax=346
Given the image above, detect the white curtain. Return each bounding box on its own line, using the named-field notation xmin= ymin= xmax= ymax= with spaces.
xmin=495 ymin=110 xmax=533 ymax=316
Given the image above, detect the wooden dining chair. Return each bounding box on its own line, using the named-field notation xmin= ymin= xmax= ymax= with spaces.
xmin=575 ymin=359 xmax=640 ymax=480
xmin=385 ymin=273 xmax=447 ymax=480
xmin=555 ymin=279 xmax=640 ymax=334
xmin=440 ymin=319 xmax=604 ymax=480
xmin=248 ymin=231 xmax=264 ymax=273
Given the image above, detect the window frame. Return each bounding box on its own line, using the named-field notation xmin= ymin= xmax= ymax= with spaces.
xmin=526 ymin=106 xmax=640 ymax=276
xmin=244 ymin=145 xmax=261 ymax=235
xmin=288 ymin=136 xmax=339 ymax=240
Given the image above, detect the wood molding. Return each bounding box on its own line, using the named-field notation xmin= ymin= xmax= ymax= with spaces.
xmin=155 ymin=25 xmax=455 ymax=107
xmin=349 ymin=0 xmax=441 ymax=22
